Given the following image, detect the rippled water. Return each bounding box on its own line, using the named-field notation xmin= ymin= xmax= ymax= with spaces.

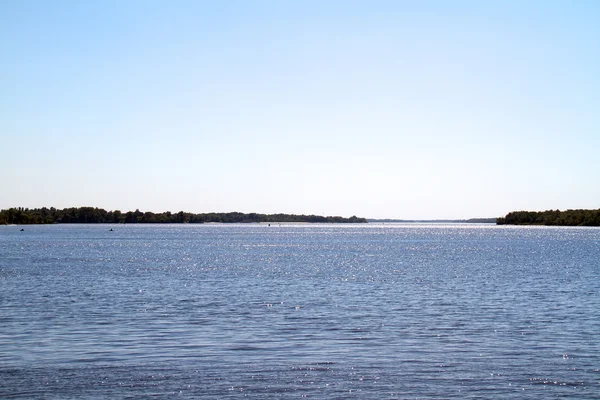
xmin=1 ymin=223 xmax=599 ymax=399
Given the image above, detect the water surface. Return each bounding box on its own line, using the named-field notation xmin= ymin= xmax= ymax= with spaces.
xmin=1 ymin=224 xmax=599 ymax=398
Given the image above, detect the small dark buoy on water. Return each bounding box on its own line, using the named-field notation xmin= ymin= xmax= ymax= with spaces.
xmin=109 ymin=228 xmax=113 ymax=231
xmin=268 ymin=224 xmax=270 ymax=227
xmin=20 ymin=228 xmax=24 ymax=231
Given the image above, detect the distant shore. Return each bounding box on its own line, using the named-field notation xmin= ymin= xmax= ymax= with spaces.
xmin=367 ymin=218 xmax=496 ymax=224
xmin=496 ymin=209 xmax=600 ymax=226
xmin=0 ymin=207 xmax=367 ymax=225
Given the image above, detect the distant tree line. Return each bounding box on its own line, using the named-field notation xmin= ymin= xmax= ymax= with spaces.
xmin=496 ymin=209 xmax=600 ymax=226
xmin=464 ymin=218 xmax=496 ymax=223
xmin=0 ymin=207 xmax=367 ymax=225
xmin=368 ymin=218 xmax=496 ymax=223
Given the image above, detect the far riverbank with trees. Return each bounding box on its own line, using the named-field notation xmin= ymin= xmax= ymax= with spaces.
xmin=0 ymin=207 xmax=367 ymax=225
xmin=496 ymin=209 xmax=600 ymax=226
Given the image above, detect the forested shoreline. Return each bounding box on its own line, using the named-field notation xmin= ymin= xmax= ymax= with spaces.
xmin=496 ymin=209 xmax=600 ymax=226
xmin=0 ymin=207 xmax=367 ymax=225
xmin=5 ymin=207 xmax=599 ymax=226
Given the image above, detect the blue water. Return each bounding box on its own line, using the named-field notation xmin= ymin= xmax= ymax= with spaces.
xmin=1 ymin=223 xmax=599 ymax=399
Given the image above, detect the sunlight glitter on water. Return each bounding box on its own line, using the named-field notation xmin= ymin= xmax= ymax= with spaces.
xmin=1 ymin=224 xmax=599 ymax=398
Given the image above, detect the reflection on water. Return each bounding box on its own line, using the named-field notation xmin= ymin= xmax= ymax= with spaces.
xmin=1 ymin=224 xmax=599 ymax=398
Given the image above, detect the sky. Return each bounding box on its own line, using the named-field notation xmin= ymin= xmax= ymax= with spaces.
xmin=1 ymin=0 xmax=599 ymax=219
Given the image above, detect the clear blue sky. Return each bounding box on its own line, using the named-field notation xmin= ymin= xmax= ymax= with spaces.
xmin=1 ymin=0 xmax=598 ymax=219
